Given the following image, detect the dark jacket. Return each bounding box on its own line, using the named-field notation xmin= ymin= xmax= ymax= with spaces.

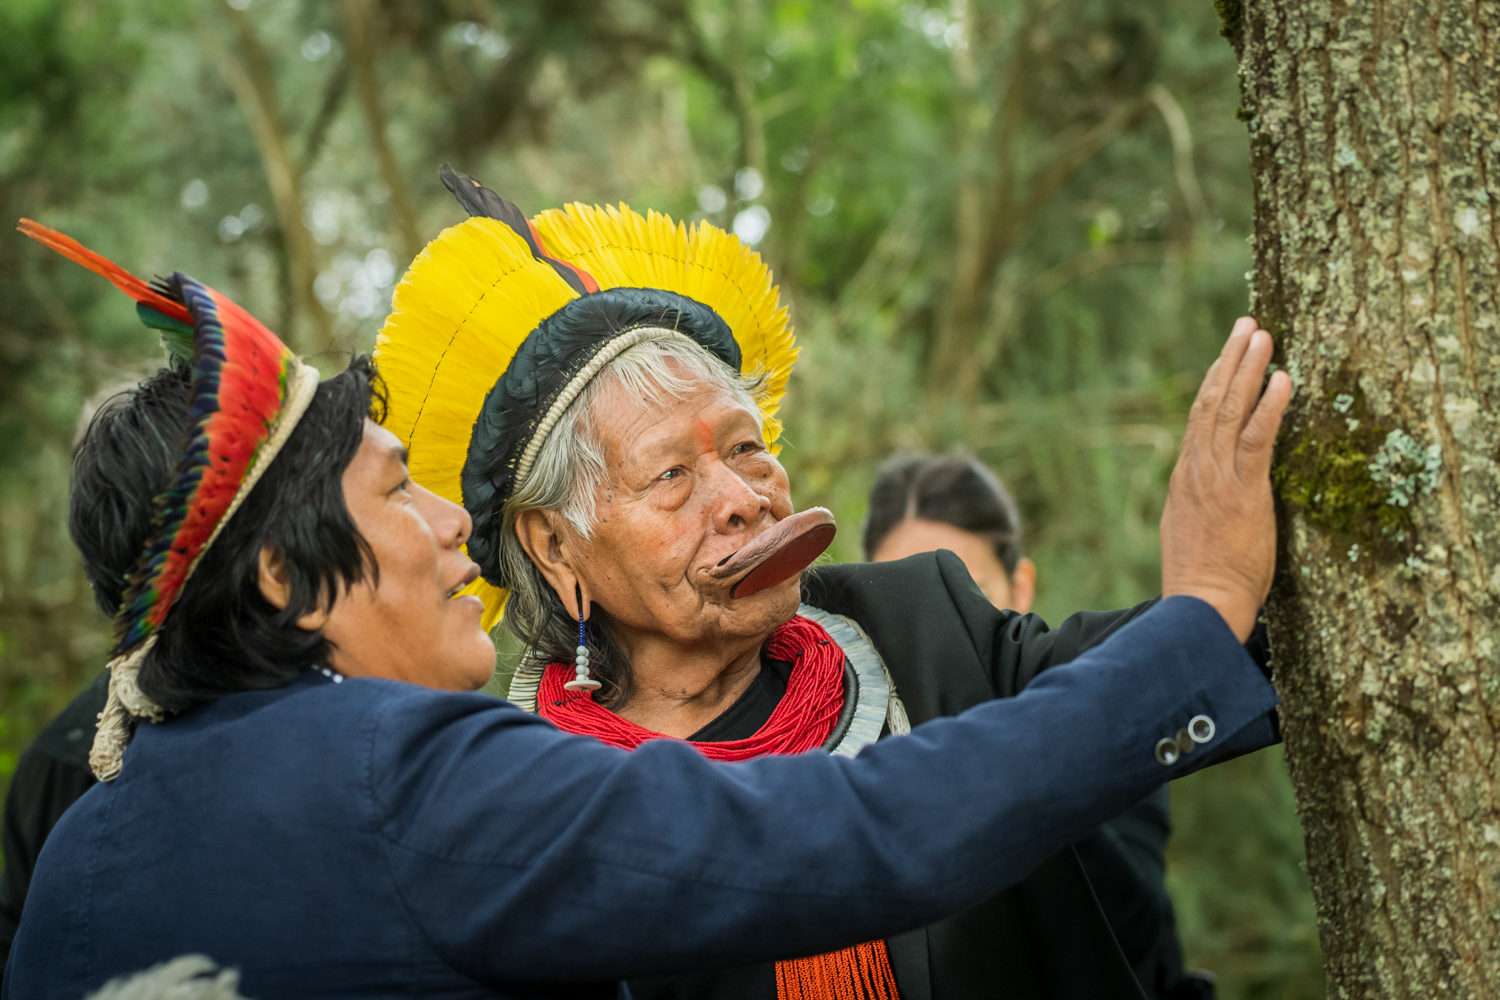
xmin=0 ymin=672 xmax=107 ymax=989
xmin=4 ymin=562 xmax=1276 ymax=998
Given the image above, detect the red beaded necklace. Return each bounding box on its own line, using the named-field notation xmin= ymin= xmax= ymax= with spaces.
xmin=536 ymin=613 xmax=902 ymax=1000
xmin=535 ymin=614 xmax=846 ymax=759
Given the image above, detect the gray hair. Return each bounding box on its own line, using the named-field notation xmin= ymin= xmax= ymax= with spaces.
xmin=498 ymin=331 xmax=766 ymax=703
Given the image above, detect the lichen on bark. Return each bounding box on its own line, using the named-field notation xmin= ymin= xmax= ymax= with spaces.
xmin=1274 ymin=381 xmax=1413 ymax=557
xmin=1232 ymin=0 xmax=1500 ymax=997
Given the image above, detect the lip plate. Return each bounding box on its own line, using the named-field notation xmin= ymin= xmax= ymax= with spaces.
xmin=728 ymin=515 xmax=836 ymax=598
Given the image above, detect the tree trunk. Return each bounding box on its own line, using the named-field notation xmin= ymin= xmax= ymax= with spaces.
xmin=1227 ymin=1 xmax=1500 ymax=996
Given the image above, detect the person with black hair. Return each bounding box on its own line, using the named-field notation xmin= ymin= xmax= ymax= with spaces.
xmin=865 ymin=453 xmax=1211 ymax=1000
xmin=5 ymin=213 xmax=1286 ymax=1000
xmin=866 ymin=454 xmax=1037 ymax=612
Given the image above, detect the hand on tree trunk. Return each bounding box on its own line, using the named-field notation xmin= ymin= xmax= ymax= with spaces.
xmin=1160 ymin=316 xmax=1292 ymax=642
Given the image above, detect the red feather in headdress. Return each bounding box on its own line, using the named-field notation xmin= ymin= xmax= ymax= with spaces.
xmin=18 ymin=219 xmax=300 ymax=652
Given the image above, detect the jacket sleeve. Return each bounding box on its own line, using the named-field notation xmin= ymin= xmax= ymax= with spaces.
xmin=930 ymin=550 xmax=1273 ymax=711
xmin=368 ymin=596 xmax=1278 ymax=986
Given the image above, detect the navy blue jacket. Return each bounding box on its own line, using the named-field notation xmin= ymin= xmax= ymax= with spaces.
xmin=4 ymin=594 xmax=1275 ymax=999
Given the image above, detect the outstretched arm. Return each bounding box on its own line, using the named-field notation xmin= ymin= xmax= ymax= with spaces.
xmin=373 ymin=318 xmax=1292 ymax=987
xmin=374 ymin=594 xmax=1275 ymax=985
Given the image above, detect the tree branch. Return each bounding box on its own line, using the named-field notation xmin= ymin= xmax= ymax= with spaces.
xmin=1012 ymin=94 xmax=1151 ymax=236
xmin=664 ymin=0 xmax=767 ymax=226
xmin=216 ymin=1 xmax=338 ymax=355
xmin=299 ymin=58 xmax=350 ymax=173
xmin=341 ymin=0 xmax=423 ymax=264
xmin=1145 ymin=82 xmax=1208 ymax=226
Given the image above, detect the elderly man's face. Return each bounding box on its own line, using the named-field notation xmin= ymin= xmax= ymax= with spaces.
xmin=568 ymin=378 xmax=801 ymax=650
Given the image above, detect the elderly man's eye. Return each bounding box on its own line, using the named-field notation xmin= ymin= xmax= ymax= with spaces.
xmin=732 ymin=441 xmax=763 ymax=456
xmin=659 ymin=467 xmax=685 ymax=482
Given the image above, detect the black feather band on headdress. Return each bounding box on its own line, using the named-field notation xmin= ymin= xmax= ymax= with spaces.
xmin=461 ymin=287 xmax=741 ymax=586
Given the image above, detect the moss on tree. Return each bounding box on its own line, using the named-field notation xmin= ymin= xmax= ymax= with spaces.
xmin=1273 ymin=382 xmax=1416 ymax=560
xmin=1214 ymin=0 xmax=1244 ymax=55
xmin=1237 ymin=1 xmax=1500 ymax=994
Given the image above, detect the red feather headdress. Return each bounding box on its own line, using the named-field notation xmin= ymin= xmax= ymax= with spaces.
xmin=18 ymin=220 xmax=320 ymax=779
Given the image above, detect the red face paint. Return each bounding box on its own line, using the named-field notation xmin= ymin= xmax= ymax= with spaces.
xmin=692 ymin=418 xmax=715 ymax=455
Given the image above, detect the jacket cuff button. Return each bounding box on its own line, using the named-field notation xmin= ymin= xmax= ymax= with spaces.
xmin=1154 ymin=737 xmax=1180 ymax=766
xmin=1188 ymin=714 xmax=1216 ymax=744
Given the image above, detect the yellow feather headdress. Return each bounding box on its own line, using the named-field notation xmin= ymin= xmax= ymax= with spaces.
xmin=375 ymin=169 xmax=797 ymax=631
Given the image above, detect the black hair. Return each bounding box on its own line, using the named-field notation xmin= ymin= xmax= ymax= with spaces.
xmin=70 ymin=361 xmax=197 ymax=617
xmin=862 ymin=453 xmax=1024 ymax=573
xmin=69 ymin=355 xmax=386 ymax=713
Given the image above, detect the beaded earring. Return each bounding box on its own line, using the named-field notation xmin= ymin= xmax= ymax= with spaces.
xmin=564 ymin=604 xmax=601 ymax=692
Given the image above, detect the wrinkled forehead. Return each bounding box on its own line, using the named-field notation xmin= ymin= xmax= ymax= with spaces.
xmin=590 ymin=371 xmax=762 ymax=467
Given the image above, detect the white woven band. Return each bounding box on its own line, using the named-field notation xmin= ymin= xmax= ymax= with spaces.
xmin=512 ymin=326 xmax=690 ymax=491
xmin=90 ymin=360 xmax=321 ymax=781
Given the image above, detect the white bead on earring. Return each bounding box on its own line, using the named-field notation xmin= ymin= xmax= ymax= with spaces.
xmin=564 ymin=609 xmax=601 ymax=692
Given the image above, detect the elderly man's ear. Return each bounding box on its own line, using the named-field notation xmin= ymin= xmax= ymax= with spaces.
xmin=515 ymin=509 xmax=592 ymax=621
xmin=1009 ymin=557 xmax=1037 ymax=615
xmin=257 ymin=547 xmax=331 ymax=630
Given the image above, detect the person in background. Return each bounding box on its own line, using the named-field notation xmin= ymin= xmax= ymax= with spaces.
xmin=865 ymin=452 xmax=1214 ymax=1000
xmin=0 ymin=674 xmax=106 ymax=985
xmin=865 ymin=454 xmax=1036 ymax=613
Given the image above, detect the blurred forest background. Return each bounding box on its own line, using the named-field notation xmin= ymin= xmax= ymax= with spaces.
xmin=0 ymin=0 xmax=1321 ymax=995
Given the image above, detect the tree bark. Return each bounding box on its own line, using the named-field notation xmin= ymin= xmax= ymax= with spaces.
xmin=1229 ymin=1 xmax=1500 ymax=996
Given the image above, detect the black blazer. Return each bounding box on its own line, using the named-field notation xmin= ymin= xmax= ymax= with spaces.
xmin=810 ymin=552 xmax=1173 ymax=1000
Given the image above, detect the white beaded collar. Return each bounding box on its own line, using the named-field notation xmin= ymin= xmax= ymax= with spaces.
xmin=505 ymin=604 xmax=910 ymax=754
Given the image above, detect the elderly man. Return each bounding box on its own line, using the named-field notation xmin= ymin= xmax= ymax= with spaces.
xmin=4 ymin=210 xmax=1285 ymax=1000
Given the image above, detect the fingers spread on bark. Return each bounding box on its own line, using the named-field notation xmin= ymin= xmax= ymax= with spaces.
xmin=1239 ymin=370 xmax=1293 ymax=480
xmin=1190 ymin=319 xmax=1254 ymax=439
xmin=1160 ymin=316 xmax=1290 ymax=642
xmin=1217 ymin=328 xmax=1272 ymax=451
